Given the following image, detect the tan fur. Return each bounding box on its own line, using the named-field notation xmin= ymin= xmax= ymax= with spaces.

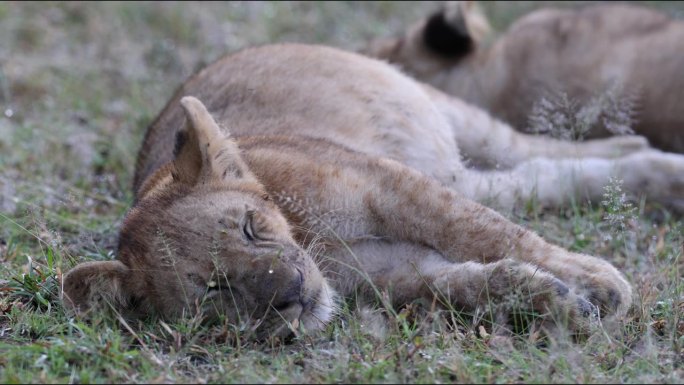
xmin=363 ymin=2 xmax=684 ymax=153
xmin=62 ymin=43 xmax=684 ymax=339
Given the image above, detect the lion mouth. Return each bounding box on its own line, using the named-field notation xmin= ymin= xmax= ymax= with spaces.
xmin=265 ymin=286 xmax=336 ymax=340
xmin=199 ymin=278 xmax=337 ymax=338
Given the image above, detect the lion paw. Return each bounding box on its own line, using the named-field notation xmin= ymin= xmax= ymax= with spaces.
xmin=575 ymin=271 xmax=633 ymax=318
xmin=485 ymin=260 xmax=599 ymax=333
xmin=604 ymin=135 xmax=650 ymax=154
xmin=621 ymin=150 xmax=684 ymax=204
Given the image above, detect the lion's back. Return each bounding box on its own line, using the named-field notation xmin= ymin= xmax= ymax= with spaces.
xmin=134 ymin=43 xmax=457 ymax=194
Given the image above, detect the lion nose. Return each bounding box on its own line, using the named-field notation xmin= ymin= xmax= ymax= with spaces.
xmin=271 ymin=267 xmax=304 ymax=313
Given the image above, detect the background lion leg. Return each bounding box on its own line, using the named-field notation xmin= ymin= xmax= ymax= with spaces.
xmin=321 ymin=240 xmax=596 ymax=333
xmin=456 ymin=151 xmax=684 ymax=213
xmin=416 ymin=86 xmax=684 ymax=212
xmin=423 ymin=84 xmax=650 ymax=169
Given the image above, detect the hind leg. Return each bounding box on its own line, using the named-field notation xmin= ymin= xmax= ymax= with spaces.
xmin=421 ymin=87 xmax=684 ymax=212
xmin=455 ymin=151 xmax=684 ymax=213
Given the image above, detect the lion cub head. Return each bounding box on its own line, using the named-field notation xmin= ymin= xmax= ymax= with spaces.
xmin=62 ymin=97 xmax=335 ymax=339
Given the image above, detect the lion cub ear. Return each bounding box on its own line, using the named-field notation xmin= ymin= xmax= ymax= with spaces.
xmin=172 ymin=96 xmax=258 ymax=186
xmin=61 ymin=260 xmax=133 ymax=317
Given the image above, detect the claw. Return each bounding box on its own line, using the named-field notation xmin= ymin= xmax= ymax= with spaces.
xmin=577 ymin=297 xmax=599 ymax=319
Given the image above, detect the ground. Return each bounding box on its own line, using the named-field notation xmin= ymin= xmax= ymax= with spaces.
xmin=0 ymin=1 xmax=682 ymax=383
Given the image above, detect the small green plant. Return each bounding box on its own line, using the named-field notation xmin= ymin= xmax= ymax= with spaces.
xmin=600 ymin=177 xmax=637 ymax=250
xmin=4 ymin=248 xmax=61 ymax=312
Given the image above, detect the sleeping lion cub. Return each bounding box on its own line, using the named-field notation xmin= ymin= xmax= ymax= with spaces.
xmin=62 ymin=44 xmax=684 ymax=339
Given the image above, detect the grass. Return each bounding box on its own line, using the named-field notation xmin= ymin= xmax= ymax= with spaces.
xmin=0 ymin=1 xmax=683 ymax=383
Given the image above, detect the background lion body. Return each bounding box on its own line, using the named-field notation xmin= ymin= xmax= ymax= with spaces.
xmin=366 ymin=3 xmax=684 ymax=152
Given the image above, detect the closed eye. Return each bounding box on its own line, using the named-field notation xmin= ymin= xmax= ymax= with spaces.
xmin=243 ymin=216 xmax=255 ymax=241
xmin=242 ymin=209 xmax=257 ymax=241
xmin=242 ymin=209 xmax=277 ymax=243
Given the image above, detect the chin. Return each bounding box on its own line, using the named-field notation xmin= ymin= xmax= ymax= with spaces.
xmin=300 ymin=281 xmax=338 ymax=333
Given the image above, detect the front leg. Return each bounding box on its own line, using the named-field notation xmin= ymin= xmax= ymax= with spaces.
xmin=323 ymin=240 xmax=598 ymax=334
xmin=363 ymin=158 xmax=633 ymax=318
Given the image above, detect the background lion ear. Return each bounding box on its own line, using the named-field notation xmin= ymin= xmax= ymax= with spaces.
xmin=423 ymin=1 xmax=491 ymax=58
xmin=61 ymin=260 xmax=132 ymax=317
xmin=172 ymin=96 xmax=259 ymax=186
